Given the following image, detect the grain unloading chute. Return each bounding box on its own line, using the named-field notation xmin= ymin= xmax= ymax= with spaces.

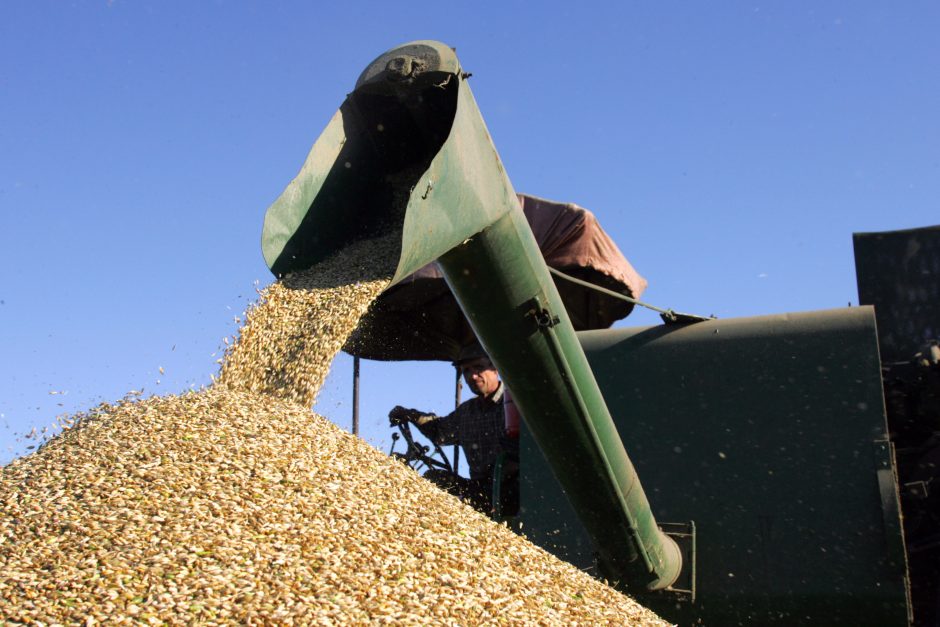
xmin=261 ymin=40 xmax=682 ymax=592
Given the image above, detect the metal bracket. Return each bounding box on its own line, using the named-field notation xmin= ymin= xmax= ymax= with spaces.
xmin=526 ymin=298 xmax=561 ymax=330
xmin=660 ymin=521 xmax=697 ymax=603
xmin=871 ymin=439 xmax=909 ymax=581
xmin=903 ymin=480 xmax=931 ymax=500
xmin=385 ymin=55 xmax=428 ymax=82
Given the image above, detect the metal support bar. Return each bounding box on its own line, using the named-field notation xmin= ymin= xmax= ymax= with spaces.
xmin=453 ymin=365 xmax=462 ymax=475
xmin=352 ymin=356 xmax=360 ymax=436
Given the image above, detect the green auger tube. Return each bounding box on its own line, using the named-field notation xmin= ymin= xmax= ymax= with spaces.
xmin=260 ymin=40 xmax=682 ymax=592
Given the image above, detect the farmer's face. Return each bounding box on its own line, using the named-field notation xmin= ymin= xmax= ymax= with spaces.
xmin=462 ymin=357 xmax=499 ymax=397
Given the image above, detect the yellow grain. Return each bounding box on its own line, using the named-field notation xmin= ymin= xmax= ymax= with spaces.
xmin=0 ymin=233 xmax=670 ymax=625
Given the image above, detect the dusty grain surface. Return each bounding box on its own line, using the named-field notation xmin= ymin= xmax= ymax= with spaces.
xmin=1 ymin=389 xmax=671 ymax=625
xmin=0 ymin=234 xmax=671 ymax=626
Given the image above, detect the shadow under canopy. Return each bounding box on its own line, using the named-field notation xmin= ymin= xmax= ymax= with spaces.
xmin=344 ymin=194 xmax=648 ymax=362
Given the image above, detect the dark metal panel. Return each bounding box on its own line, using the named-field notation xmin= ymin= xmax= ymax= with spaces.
xmin=519 ymin=307 xmax=910 ymax=626
xmin=854 ymin=225 xmax=940 ymax=363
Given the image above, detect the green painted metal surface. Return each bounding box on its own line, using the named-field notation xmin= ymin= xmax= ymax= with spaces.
xmin=438 ymin=210 xmax=681 ymax=590
xmin=259 ymin=40 xmax=681 ymax=591
xmin=261 ymin=40 xmax=512 ymax=287
xmin=519 ymin=307 xmax=911 ymax=625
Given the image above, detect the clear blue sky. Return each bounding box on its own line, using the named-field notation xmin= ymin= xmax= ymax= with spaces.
xmin=2 ymin=2 xmax=938 ymax=467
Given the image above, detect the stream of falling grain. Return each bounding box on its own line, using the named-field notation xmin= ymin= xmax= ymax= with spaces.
xmin=216 ymin=235 xmax=398 ymax=407
xmin=0 ymin=233 xmax=671 ymax=625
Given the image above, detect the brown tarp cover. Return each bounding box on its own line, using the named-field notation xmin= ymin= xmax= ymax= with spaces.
xmin=345 ymin=194 xmax=647 ymax=361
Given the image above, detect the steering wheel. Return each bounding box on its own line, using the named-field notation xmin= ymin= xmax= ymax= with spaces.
xmin=389 ymin=421 xmax=455 ymax=475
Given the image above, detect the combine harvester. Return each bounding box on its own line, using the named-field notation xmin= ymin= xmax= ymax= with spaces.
xmin=261 ymin=41 xmax=939 ymax=626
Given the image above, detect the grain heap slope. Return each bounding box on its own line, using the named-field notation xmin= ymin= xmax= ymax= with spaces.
xmin=0 ymin=235 xmax=671 ymax=625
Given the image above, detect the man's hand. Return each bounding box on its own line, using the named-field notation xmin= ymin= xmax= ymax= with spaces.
xmin=388 ymin=406 xmax=418 ymax=426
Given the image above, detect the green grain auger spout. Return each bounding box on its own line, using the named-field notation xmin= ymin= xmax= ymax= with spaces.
xmin=261 ymin=40 xmax=682 ymax=592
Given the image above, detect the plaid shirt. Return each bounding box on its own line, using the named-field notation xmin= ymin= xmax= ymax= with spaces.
xmin=415 ymin=382 xmax=517 ymax=480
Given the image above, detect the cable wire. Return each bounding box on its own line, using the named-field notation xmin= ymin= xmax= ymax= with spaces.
xmin=547 ymin=267 xmax=713 ymax=324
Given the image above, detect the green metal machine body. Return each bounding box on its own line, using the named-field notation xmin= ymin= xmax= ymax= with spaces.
xmin=261 ymin=40 xmax=912 ymax=624
xmin=519 ymin=307 xmax=910 ymax=625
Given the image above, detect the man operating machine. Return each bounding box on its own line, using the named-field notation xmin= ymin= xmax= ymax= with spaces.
xmin=388 ymin=343 xmax=519 ymax=514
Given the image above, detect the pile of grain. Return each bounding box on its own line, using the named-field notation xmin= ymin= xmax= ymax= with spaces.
xmin=0 ymin=234 xmax=669 ymax=625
